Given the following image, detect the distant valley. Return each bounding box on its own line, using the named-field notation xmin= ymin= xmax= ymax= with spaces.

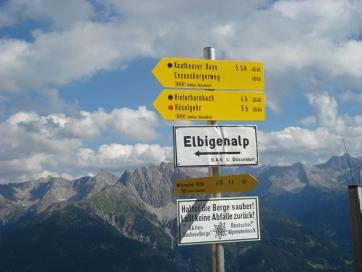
xmin=0 ymin=153 xmax=360 ymax=271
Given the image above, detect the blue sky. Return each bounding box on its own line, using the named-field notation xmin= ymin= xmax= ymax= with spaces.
xmin=0 ymin=0 xmax=362 ymax=182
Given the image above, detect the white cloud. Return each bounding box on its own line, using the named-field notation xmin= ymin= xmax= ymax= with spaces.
xmin=0 ymin=20 xmax=155 ymax=92
xmin=109 ymin=107 xmax=159 ymax=140
xmin=0 ymin=106 xmax=159 ymax=160
xmin=1 ymin=0 xmax=362 ymax=178
xmin=259 ymin=127 xmax=341 ymax=156
xmin=340 ymin=90 xmax=362 ymax=104
xmin=0 ymin=111 xmax=81 ymax=160
xmin=0 ymin=0 xmax=361 ymax=102
xmin=260 ymin=91 xmax=362 ymax=165
xmin=64 ymin=106 xmax=159 ymax=141
xmin=0 ymin=39 xmax=29 ymax=91
xmin=0 ymin=0 xmax=94 ymax=28
xmin=272 ymin=0 xmax=362 ymax=39
xmin=0 ymin=154 xmax=49 ymax=176
xmin=77 ymin=143 xmax=172 ymax=170
xmin=306 ymin=92 xmax=345 ymax=133
xmin=0 ymin=107 xmax=165 ymax=182
xmin=0 ymin=96 xmax=360 ymax=181
xmin=259 ymin=123 xmax=362 ymax=166
xmin=332 ymin=40 xmax=362 ymax=78
xmin=64 ymin=110 xmax=106 ymax=139
xmin=300 ymin=116 xmax=316 ymax=127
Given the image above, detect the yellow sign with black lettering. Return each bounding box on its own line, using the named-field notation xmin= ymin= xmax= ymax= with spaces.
xmin=175 ymin=174 xmax=259 ymax=195
xmin=152 ymin=58 xmax=264 ymax=90
xmin=153 ymin=90 xmax=265 ymax=121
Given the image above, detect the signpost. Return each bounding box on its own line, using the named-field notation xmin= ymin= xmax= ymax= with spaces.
xmin=152 ymin=47 xmax=264 ymax=272
xmin=174 ymin=125 xmax=258 ymax=167
xmin=152 ymin=58 xmax=264 ymax=90
xmin=175 ymin=174 xmax=259 ymax=195
xmin=177 ymin=197 xmax=260 ymax=245
xmin=153 ymin=90 xmax=265 ymax=121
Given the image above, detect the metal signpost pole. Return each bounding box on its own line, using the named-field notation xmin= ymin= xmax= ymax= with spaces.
xmin=203 ymin=47 xmax=225 ymax=272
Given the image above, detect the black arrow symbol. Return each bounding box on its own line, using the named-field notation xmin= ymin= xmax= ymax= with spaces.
xmin=194 ymin=151 xmax=241 ymax=156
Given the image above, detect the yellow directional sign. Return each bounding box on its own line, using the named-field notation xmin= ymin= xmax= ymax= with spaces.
xmin=153 ymin=90 xmax=265 ymax=121
xmin=175 ymin=174 xmax=259 ymax=195
xmin=152 ymin=58 xmax=264 ymax=90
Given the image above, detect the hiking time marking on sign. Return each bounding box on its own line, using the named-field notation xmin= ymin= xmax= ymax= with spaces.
xmin=177 ymin=197 xmax=260 ymax=245
xmin=173 ymin=125 xmax=258 ymax=167
xmin=152 ymin=58 xmax=264 ymax=90
xmin=175 ymin=174 xmax=259 ymax=195
xmin=153 ymin=90 xmax=265 ymax=121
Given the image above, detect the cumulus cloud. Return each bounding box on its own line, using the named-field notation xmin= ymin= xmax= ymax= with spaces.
xmin=340 ymin=90 xmax=362 ymax=104
xmin=0 ymin=107 xmax=163 ymax=182
xmin=77 ymin=143 xmax=172 ymax=170
xmin=0 ymin=154 xmax=49 ymax=176
xmin=306 ymin=92 xmax=345 ymax=133
xmin=0 ymin=0 xmax=94 ymax=28
xmin=259 ymin=127 xmax=342 ymax=157
xmin=0 ymin=111 xmax=81 ymax=160
xmin=1 ymin=0 xmax=362 ymax=179
xmin=0 ymin=106 xmax=159 ymax=157
xmin=260 ymin=92 xmax=362 ymax=165
xmin=1 ymin=94 xmax=361 ymax=180
xmin=0 ymin=21 xmax=155 ymax=92
xmin=0 ymin=0 xmax=361 ymax=102
xmin=64 ymin=106 xmax=159 ymax=140
xmin=272 ymin=0 xmax=361 ymax=38
xmin=109 ymin=107 xmax=159 ymax=140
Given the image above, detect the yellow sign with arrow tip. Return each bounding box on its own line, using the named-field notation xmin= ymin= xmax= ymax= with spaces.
xmin=175 ymin=174 xmax=259 ymax=195
xmin=152 ymin=58 xmax=264 ymax=90
xmin=153 ymin=89 xmax=265 ymax=121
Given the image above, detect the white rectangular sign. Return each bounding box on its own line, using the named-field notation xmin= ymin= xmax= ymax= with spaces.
xmin=174 ymin=125 xmax=258 ymax=167
xmin=177 ymin=197 xmax=260 ymax=245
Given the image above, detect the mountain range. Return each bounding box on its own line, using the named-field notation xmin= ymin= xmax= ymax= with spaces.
xmin=0 ymin=153 xmax=360 ymax=271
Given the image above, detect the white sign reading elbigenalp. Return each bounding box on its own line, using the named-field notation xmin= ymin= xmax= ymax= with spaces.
xmin=177 ymin=197 xmax=260 ymax=245
xmin=174 ymin=125 xmax=258 ymax=167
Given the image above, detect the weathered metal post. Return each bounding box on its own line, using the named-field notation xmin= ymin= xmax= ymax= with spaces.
xmin=204 ymin=46 xmax=225 ymax=272
xmin=348 ymin=185 xmax=362 ymax=272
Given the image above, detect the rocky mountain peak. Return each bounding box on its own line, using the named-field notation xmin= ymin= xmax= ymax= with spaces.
xmin=94 ymin=170 xmax=119 ymax=185
xmin=316 ymin=153 xmax=362 ymax=170
xmin=119 ymin=164 xmax=173 ymax=208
